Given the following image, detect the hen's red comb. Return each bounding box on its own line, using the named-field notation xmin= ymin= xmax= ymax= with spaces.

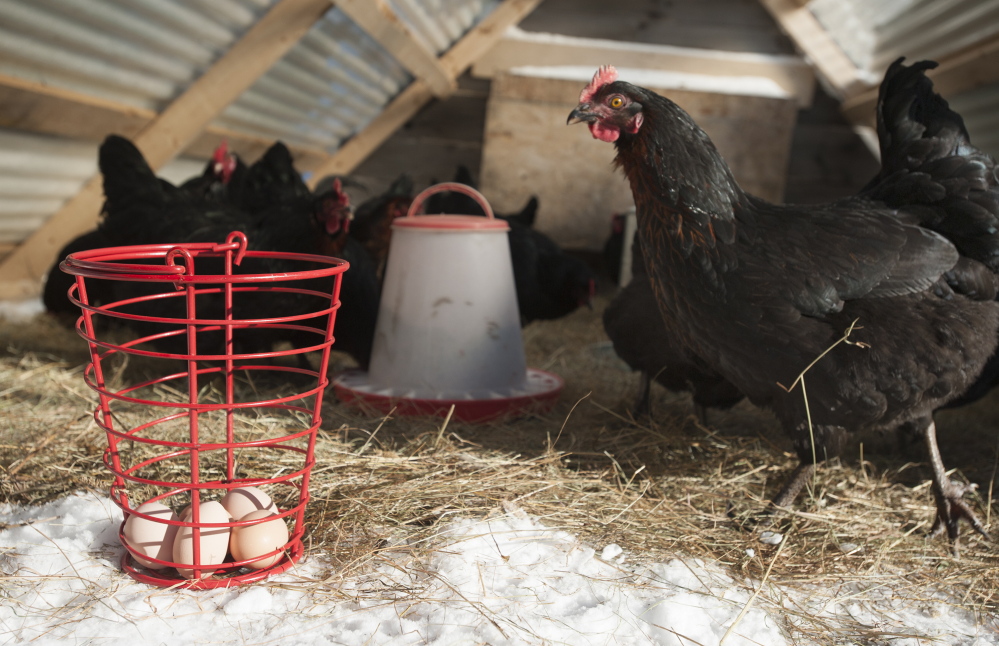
xmin=212 ymin=140 xmax=229 ymax=163
xmin=580 ymin=65 xmax=618 ymax=103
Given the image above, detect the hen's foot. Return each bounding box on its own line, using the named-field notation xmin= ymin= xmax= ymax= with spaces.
xmin=929 ymin=478 xmax=990 ymax=552
xmin=922 ymin=419 xmax=990 ymax=555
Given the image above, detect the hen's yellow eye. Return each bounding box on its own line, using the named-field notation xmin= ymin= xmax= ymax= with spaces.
xmin=609 ymin=96 xmax=624 ymax=108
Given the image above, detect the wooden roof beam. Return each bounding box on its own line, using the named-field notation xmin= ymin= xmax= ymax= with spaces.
xmin=336 ymin=0 xmax=455 ymax=98
xmin=307 ymin=0 xmax=544 ymax=183
xmin=471 ymin=29 xmax=816 ymax=107
xmin=756 ymin=0 xmax=867 ymax=100
xmin=0 ymin=73 xmax=332 ymax=166
xmin=0 ymin=0 xmax=334 ymax=300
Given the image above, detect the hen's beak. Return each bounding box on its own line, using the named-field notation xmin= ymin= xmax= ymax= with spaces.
xmin=567 ymin=104 xmax=597 ymax=125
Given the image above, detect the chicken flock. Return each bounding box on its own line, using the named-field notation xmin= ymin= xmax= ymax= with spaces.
xmin=43 ymin=137 xmax=595 ymax=371
xmin=42 ymin=58 xmax=999 ymax=552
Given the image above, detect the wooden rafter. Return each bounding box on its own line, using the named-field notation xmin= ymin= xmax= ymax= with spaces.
xmin=0 ymin=0 xmax=334 ymax=300
xmin=337 ymin=0 xmax=455 ymax=98
xmin=306 ymin=0 xmax=544 ymax=184
xmin=756 ymin=0 xmax=867 ymax=100
xmin=472 ymin=29 xmax=816 ymax=107
xmin=0 ymin=74 xmax=332 ymax=167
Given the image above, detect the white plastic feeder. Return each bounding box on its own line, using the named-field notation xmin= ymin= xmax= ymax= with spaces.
xmin=335 ymin=183 xmax=563 ymax=422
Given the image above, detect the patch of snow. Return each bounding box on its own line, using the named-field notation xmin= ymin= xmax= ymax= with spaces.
xmin=1 ymin=493 xmax=996 ymax=646
xmin=0 ymin=298 xmax=44 ymax=322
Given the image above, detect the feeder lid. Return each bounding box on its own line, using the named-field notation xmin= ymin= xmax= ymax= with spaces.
xmin=399 ymin=182 xmax=509 ymax=231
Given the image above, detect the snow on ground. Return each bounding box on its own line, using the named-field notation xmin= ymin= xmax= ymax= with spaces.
xmin=1 ymin=492 xmax=995 ymax=646
xmin=0 ymin=298 xmax=44 ymax=324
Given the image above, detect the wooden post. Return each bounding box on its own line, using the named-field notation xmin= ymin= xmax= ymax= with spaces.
xmin=0 ymin=0 xmax=333 ymax=300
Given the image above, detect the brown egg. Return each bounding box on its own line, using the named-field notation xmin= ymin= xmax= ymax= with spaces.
xmin=221 ymin=486 xmax=277 ymax=521
xmin=173 ymin=501 xmax=232 ymax=579
xmin=122 ymin=501 xmax=178 ymax=570
xmin=230 ymin=509 xmax=289 ymax=570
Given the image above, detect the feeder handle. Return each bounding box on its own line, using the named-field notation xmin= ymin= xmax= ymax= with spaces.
xmin=407 ymin=182 xmax=495 ymax=219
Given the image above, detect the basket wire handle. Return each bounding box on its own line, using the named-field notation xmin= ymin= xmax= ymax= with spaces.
xmin=408 ymin=182 xmax=495 ymax=219
xmin=166 ymin=246 xmax=196 ymax=290
xmin=220 ymin=231 xmax=248 ymax=265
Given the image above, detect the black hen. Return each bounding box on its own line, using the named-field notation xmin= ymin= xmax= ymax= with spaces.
xmin=180 ymin=140 xmax=243 ymax=203
xmin=348 ymin=174 xmax=414 ymax=276
xmin=424 ymin=167 xmax=594 ymax=325
xmin=864 ymin=59 xmax=999 ymax=415
xmin=569 ymin=64 xmax=999 ymax=548
xmin=604 ymin=236 xmax=743 ymax=422
xmin=87 ymin=136 xmax=379 ymax=368
xmin=601 ymin=212 xmax=628 ymax=284
xmin=43 ymin=139 xmax=239 ymax=319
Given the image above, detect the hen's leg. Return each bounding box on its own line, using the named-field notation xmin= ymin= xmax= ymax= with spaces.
xmin=770 ymin=461 xmax=816 ymax=511
xmin=738 ymin=461 xmax=815 ymax=531
xmin=630 ymin=372 xmax=652 ymax=418
xmin=923 ymin=420 xmax=989 ymax=553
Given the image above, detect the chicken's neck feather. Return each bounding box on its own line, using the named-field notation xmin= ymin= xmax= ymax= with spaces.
xmin=611 ymin=91 xmax=744 ymax=259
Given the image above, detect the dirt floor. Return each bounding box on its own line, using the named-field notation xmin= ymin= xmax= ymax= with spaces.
xmin=2 ymin=283 xmax=999 ymax=638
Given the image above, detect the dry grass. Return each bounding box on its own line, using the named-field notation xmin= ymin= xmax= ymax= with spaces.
xmin=2 ymin=292 xmax=999 ymax=642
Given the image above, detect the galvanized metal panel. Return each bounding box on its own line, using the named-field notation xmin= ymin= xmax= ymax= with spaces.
xmin=808 ymin=0 xmax=999 ymax=159
xmin=0 ymin=0 xmax=499 ymax=246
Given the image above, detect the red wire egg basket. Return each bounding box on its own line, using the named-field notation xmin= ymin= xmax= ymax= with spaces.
xmin=61 ymin=231 xmax=347 ymax=589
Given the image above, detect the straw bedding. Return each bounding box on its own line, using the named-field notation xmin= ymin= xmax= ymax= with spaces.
xmin=2 ymin=289 xmax=998 ymax=640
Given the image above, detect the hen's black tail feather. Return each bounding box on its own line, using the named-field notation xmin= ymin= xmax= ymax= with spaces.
xmin=874 ymin=58 xmax=971 ymax=172
xmin=862 ymin=58 xmax=999 ymax=274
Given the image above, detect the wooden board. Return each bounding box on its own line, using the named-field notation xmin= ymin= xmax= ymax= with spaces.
xmin=756 ymin=0 xmax=866 ymax=100
xmin=516 ymin=0 xmax=799 ymax=55
xmin=471 ymin=29 xmax=815 ymax=107
xmin=478 ymin=72 xmax=799 ymax=251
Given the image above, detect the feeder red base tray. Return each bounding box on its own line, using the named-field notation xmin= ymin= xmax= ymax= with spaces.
xmin=333 ymin=368 xmax=564 ymax=423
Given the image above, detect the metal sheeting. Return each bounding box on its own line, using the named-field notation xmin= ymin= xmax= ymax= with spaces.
xmin=0 ymin=128 xmax=205 ymax=243
xmin=0 ymin=0 xmax=498 ymax=246
xmin=214 ymin=1 xmax=496 ymax=150
xmin=809 ymin=0 xmax=999 ymax=73
xmin=0 ymin=0 xmax=494 ymax=149
xmin=948 ymin=81 xmax=999 ymax=157
xmin=808 ymin=0 xmax=999 ymax=158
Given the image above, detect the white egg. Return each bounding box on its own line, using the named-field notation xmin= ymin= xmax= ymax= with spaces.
xmin=230 ymin=509 xmax=290 ymax=570
xmin=221 ymin=486 xmax=277 ymax=521
xmin=173 ymin=501 xmax=232 ymax=579
xmin=123 ymin=502 xmax=179 ymax=570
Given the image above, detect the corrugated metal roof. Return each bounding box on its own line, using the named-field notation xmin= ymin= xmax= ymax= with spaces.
xmin=0 ymin=128 xmax=205 ymax=244
xmin=0 ymin=0 xmax=498 ymax=246
xmin=808 ymin=0 xmax=999 ymax=158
